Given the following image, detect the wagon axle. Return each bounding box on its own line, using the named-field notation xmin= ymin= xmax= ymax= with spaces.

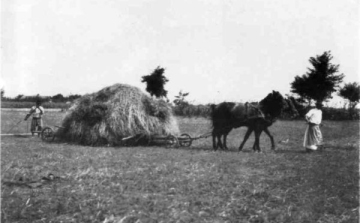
xmin=120 ymin=132 xmax=211 ymax=148
xmin=40 ymin=126 xmax=211 ymax=148
xmin=151 ymin=133 xmax=194 ymax=148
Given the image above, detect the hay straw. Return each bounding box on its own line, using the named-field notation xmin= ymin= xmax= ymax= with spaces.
xmin=57 ymin=84 xmax=179 ymax=146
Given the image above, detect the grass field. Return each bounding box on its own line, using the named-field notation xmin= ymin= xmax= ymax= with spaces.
xmin=1 ymin=110 xmax=359 ymax=222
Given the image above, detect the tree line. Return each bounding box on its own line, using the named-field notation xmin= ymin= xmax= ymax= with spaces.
xmin=2 ymin=51 xmax=359 ymax=119
xmin=1 ymin=91 xmax=82 ymax=103
xmin=141 ymin=51 xmax=359 ymax=119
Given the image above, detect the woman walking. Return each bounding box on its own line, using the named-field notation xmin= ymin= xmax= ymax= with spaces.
xmin=304 ymin=102 xmax=323 ymax=152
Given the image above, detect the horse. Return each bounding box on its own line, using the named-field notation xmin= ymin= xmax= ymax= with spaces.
xmin=210 ymin=91 xmax=298 ymax=152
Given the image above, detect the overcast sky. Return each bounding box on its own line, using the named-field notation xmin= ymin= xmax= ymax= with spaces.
xmin=1 ymin=0 xmax=358 ymax=105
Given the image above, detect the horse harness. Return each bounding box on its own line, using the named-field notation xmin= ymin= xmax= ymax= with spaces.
xmin=244 ymin=102 xmax=265 ymax=120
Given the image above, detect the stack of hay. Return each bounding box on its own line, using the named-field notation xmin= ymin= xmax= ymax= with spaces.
xmin=57 ymin=84 xmax=179 ymax=146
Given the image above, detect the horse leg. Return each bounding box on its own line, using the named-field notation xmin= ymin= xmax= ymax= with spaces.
xmin=217 ymin=134 xmax=223 ymax=150
xmin=263 ymin=127 xmax=275 ymax=150
xmin=254 ymin=128 xmax=262 ymax=152
xmin=222 ymin=134 xmax=227 ymax=150
xmin=212 ymin=131 xmax=217 ymax=150
xmin=239 ymin=128 xmax=253 ymax=151
xmin=223 ymin=129 xmax=232 ymax=150
xmin=213 ymin=131 xmax=223 ymax=151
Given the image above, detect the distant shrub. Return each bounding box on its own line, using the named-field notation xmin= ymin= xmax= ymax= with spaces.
xmin=284 ymin=106 xmax=359 ymax=121
xmin=172 ymin=104 xmax=211 ymax=118
xmin=322 ymin=107 xmax=359 ymax=120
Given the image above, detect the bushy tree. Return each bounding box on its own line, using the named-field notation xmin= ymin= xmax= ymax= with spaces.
xmin=173 ymin=91 xmax=189 ymax=107
xmin=290 ymin=51 xmax=344 ymax=105
xmin=1 ymin=88 xmax=4 ymax=99
xmin=339 ymin=82 xmax=360 ymax=109
xmin=15 ymin=94 xmax=24 ymax=101
xmin=141 ymin=66 xmax=169 ymax=98
xmin=52 ymin=93 xmax=65 ymax=102
xmin=68 ymin=94 xmax=82 ymax=101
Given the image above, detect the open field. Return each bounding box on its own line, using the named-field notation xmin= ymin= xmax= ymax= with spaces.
xmin=1 ymin=110 xmax=359 ymax=222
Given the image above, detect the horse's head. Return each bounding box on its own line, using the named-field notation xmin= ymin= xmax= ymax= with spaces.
xmin=260 ymin=91 xmax=294 ymax=119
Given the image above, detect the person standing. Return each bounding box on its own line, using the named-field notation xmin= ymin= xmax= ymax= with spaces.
xmin=303 ymin=101 xmax=323 ymax=152
xmin=25 ymin=100 xmax=45 ymax=136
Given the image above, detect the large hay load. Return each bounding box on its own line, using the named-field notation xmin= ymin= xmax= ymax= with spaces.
xmin=57 ymin=84 xmax=179 ymax=146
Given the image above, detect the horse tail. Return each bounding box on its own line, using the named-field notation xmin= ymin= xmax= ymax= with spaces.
xmin=245 ymin=102 xmax=248 ymax=117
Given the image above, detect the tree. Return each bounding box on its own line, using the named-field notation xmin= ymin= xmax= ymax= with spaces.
xmin=141 ymin=66 xmax=169 ymax=98
xmin=173 ymin=91 xmax=189 ymax=107
xmin=68 ymin=94 xmax=82 ymax=101
xmin=52 ymin=93 xmax=65 ymax=102
xmin=1 ymin=88 xmax=4 ymax=99
xmin=290 ymin=51 xmax=344 ymax=105
xmin=15 ymin=94 xmax=24 ymax=101
xmin=339 ymin=82 xmax=360 ymax=109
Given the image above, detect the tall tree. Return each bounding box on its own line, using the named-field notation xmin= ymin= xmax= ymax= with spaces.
xmin=290 ymin=51 xmax=344 ymax=105
xmin=339 ymin=82 xmax=360 ymax=109
xmin=141 ymin=66 xmax=169 ymax=98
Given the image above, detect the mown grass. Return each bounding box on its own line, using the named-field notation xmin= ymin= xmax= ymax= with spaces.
xmin=1 ymin=111 xmax=359 ymax=222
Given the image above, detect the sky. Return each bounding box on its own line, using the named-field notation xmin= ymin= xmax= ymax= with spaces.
xmin=1 ymin=0 xmax=359 ymax=106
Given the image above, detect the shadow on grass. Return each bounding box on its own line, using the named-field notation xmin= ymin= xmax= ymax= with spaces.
xmin=273 ymin=146 xmax=351 ymax=154
xmin=273 ymin=149 xmax=308 ymax=154
xmin=181 ymin=146 xmax=278 ymax=154
xmin=1 ymin=135 xmax=32 ymax=138
xmin=13 ymin=135 xmax=34 ymax=138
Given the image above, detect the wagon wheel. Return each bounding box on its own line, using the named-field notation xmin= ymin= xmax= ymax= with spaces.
xmin=166 ymin=134 xmax=179 ymax=148
xmin=41 ymin=127 xmax=55 ymax=142
xmin=179 ymin=133 xmax=192 ymax=147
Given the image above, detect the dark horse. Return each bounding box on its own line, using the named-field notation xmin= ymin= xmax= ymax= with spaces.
xmin=210 ymin=91 xmax=298 ymax=152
